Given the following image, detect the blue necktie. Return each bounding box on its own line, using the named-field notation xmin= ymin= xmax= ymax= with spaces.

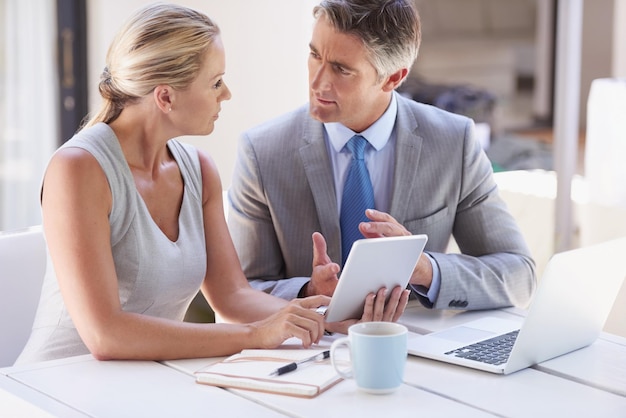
xmin=340 ymin=135 xmax=375 ymax=265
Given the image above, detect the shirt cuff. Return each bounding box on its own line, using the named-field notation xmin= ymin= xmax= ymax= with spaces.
xmin=297 ymin=281 xmax=309 ymax=298
xmin=409 ymin=253 xmax=441 ymax=303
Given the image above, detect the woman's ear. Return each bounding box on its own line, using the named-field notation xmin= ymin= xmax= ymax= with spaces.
xmin=153 ymin=85 xmax=173 ymax=113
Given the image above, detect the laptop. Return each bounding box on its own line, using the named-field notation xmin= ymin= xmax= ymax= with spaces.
xmin=407 ymin=237 xmax=626 ymax=374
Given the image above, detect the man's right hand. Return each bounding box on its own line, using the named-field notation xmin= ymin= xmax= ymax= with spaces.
xmin=303 ymin=232 xmax=340 ymax=297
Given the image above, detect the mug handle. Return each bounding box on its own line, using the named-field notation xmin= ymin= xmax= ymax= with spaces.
xmin=330 ymin=337 xmax=353 ymax=379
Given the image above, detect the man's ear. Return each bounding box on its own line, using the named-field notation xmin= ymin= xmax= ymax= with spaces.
xmin=154 ymin=85 xmax=173 ymax=112
xmin=382 ymin=68 xmax=408 ymax=92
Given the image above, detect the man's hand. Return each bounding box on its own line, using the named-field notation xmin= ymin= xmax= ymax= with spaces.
xmin=359 ymin=209 xmax=410 ymax=238
xmin=360 ymin=209 xmax=433 ymax=290
xmin=303 ymin=232 xmax=340 ymax=297
xmin=325 ymin=285 xmax=410 ymax=334
xmin=362 ymin=285 xmax=410 ymax=322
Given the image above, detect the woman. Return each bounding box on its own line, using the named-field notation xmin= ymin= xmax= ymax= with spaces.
xmin=17 ymin=3 xmax=405 ymax=364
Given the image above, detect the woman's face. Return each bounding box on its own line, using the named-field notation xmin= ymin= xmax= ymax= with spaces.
xmin=172 ymin=35 xmax=232 ymax=136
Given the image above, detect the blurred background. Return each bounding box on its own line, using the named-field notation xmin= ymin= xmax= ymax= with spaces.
xmin=1 ymin=0 xmax=624 ymax=229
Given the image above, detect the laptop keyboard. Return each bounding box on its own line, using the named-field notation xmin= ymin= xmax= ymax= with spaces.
xmin=445 ymin=330 xmax=519 ymax=365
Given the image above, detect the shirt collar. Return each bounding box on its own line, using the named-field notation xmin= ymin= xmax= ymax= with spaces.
xmin=325 ymin=93 xmax=398 ymax=153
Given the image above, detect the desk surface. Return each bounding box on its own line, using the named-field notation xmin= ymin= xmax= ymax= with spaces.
xmin=400 ymin=303 xmax=626 ymax=398
xmin=2 ymin=302 xmax=625 ymax=418
xmin=0 ymin=373 xmax=79 ymax=418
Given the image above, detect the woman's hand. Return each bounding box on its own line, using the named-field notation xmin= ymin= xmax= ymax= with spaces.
xmin=249 ymin=295 xmax=330 ymax=348
xmin=324 ymin=285 xmax=410 ymax=334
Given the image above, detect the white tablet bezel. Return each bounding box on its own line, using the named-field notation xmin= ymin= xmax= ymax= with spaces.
xmin=323 ymin=234 xmax=428 ymax=322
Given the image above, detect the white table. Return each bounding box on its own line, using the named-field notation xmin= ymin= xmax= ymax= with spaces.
xmin=0 ymin=373 xmax=80 ymax=418
xmin=2 ymin=302 xmax=625 ymax=417
xmin=165 ymin=338 xmax=494 ymax=418
xmin=1 ymin=355 xmax=281 ymax=417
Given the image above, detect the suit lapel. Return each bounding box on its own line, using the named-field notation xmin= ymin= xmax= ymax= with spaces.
xmin=296 ymin=95 xmax=422 ymax=261
xmin=389 ymin=96 xmax=423 ymax=223
xmin=299 ymin=120 xmax=342 ymax=263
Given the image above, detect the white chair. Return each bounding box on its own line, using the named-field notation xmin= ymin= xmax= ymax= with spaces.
xmin=0 ymin=225 xmax=46 ymax=367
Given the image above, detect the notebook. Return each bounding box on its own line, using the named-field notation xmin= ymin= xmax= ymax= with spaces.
xmin=407 ymin=237 xmax=626 ymax=374
xmin=195 ymin=348 xmax=342 ymax=398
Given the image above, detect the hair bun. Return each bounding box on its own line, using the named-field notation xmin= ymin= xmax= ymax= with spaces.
xmin=99 ymin=66 xmax=117 ymax=100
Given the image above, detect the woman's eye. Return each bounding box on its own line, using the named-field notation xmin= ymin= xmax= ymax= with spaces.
xmin=213 ymin=79 xmax=223 ymax=89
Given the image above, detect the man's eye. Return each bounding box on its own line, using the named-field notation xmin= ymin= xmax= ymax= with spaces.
xmin=335 ymin=65 xmax=349 ymax=75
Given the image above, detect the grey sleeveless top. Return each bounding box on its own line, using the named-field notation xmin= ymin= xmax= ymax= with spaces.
xmin=16 ymin=123 xmax=207 ymax=364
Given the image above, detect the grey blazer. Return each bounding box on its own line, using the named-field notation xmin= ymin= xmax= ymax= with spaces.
xmin=228 ymin=93 xmax=536 ymax=310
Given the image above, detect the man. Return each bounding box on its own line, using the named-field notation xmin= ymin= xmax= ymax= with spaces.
xmin=228 ymin=0 xmax=536 ymax=310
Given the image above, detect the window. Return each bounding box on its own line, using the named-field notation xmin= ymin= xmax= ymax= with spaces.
xmin=0 ymin=1 xmax=58 ymax=231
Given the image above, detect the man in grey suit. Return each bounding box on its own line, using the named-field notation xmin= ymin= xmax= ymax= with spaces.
xmin=228 ymin=0 xmax=536 ymax=311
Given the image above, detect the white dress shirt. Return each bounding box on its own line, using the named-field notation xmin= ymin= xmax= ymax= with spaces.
xmin=323 ymin=94 xmax=441 ymax=302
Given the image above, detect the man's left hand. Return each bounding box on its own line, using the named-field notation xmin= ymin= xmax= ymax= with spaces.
xmin=325 ymin=285 xmax=410 ymax=334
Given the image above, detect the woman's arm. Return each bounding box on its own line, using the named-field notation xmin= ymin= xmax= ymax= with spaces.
xmin=197 ymin=151 xmax=329 ymax=334
xmin=42 ymin=147 xmax=327 ymax=361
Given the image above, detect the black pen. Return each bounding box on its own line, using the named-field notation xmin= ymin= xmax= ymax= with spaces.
xmin=269 ymin=350 xmax=330 ymax=377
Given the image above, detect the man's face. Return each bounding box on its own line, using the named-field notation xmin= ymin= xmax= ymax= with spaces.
xmin=307 ymin=16 xmax=391 ymax=133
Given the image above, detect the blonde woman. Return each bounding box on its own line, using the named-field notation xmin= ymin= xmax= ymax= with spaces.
xmin=17 ymin=3 xmax=407 ymax=364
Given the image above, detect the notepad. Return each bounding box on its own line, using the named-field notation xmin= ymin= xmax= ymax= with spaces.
xmin=194 ymin=349 xmax=343 ymax=398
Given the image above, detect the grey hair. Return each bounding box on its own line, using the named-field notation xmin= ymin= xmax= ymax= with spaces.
xmin=313 ymin=0 xmax=421 ymax=82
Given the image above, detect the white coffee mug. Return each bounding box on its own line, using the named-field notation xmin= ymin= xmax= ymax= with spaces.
xmin=330 ymin=322 xmax=408 ymax=394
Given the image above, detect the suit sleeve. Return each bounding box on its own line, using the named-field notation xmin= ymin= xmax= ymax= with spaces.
xmin=227 ymin=134 xmax=309 ymax=300
xmin=426 ymin=119 xmax=537 ymax=310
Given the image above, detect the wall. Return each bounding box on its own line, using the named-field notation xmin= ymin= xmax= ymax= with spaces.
xmin=614 ymin=0 xmax=626 ymax=77
xmin=87 ymin=0 xmax=317 ymax=190
xmin=579 ymin=0 xmax=614 ymax=128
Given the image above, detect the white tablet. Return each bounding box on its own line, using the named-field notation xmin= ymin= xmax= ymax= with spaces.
xmin=323 ymin=234 xmax=428 ymax=322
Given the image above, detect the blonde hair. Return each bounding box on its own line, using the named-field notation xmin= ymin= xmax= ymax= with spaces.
xmin=83 ymin=3 xmax=219 ymax=129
